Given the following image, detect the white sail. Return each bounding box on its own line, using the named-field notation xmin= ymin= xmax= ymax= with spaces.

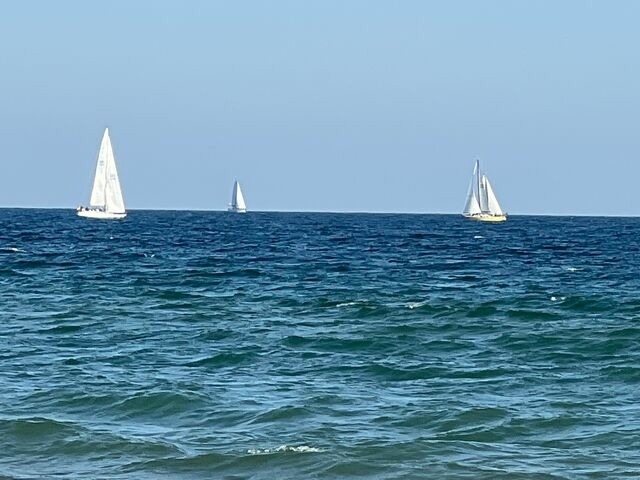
xmin=89 ymin=129 xmax=110 ymax=208
xmin=79 ymin=128 xmax=126 ymax=219
xmin=463 ymin=178 xmax=481 ymax=215
xmin=104 ymin=138 xmax=125 ymax=213
xmin=229 ymin=180 xmax=247 ymax=212
xmin=484 ymin=176 xmax=504 ymax=215
xmin=234 ymin=182 xmax=246 ymax=210
xmin=479 ymin=175 xmax=490 ymax=212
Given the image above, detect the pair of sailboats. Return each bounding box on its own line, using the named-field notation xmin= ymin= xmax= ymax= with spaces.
xmin=76 ymin=128 xmax=247 ymax=219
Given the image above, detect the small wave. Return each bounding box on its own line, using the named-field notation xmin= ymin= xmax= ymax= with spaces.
xmin=468 ymin=304 xmax=499 ymax=317
xmin=563 ymin=266 xmax=579 ymax=272
xmin=156 ymin=290 xmax=203 ymax=301
xmin=473 ymin=235 xmax=484 ymax=239
xmin=282 ymin=335 xmax=310 ymax=347
xmin=113 ymin=391 xmax=204 ymax=419
xmin=550 ymin=296 xmax=566 ymax=302
xmin=123 ymin=451 xmax=228 ymax=471
xmin=0 ymin=247 xmax=25 ymax=253
xmin=561 ymin=295 xmax=614 ymax=313
xmin=0 ymin=416 xmax=78 ymax=439
xmin=10 ymin=259 xmax=50 ymax=268
xmin=336 ymin=301 xmax=357 ymax=308
xmin=250 ymin=406 xmax=310 ymax=424
xmin=353 ymin=304 xmax=392 ymax=319
xmin=407 ymin=300 xmax=428 ymax=309
xmin=40 ymin=324 xmax=85 ymax=334
xmin=247 ymin=445 xmax=323 ymax=455
xmin=208 ymin=268 xmax=262 ymax=278
xmin=506 ymin=309 xmax=560 ymax=320
xmin=368 ymin=363 xmax=448 ymax=381
xmin=185 ymin=351 xmax=255 ymax=367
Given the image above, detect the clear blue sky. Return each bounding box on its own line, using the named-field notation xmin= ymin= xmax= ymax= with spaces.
xmin=1 ymin=0 xmax=639 ymax=214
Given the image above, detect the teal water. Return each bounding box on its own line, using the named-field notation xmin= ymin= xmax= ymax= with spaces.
xmin=1 ymin=209 xmax=639 ymax=479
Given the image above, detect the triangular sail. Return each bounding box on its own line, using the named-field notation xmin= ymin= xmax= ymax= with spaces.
xmin=479 ymin=175 xmax=490 ymax=212
xmin=89 ymin=129 xmax=110 ymax=208
xmin=232 ymin=181 xmax=246 ymax=210
xmin=484 ymin=176 xmax=504 ymax=215
xmin=89 ymin=128 xmax=125 ymax=213
xmin=463 ymin=178 xmax=481 ymax=215
xmin=104 ymin=135 xmax=125 ymax=213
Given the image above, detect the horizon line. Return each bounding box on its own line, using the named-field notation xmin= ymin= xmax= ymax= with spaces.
xmin=0 ymin=206 xmax=638 ymax=218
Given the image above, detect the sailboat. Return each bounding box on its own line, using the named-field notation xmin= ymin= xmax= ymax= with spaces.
xmin=76 ymin=128 xmax=126 ymax=219
xmin=228 ymin=180 xmax=247 ymax=213
xmin=463 ymin=160 xmax=507 ymax=222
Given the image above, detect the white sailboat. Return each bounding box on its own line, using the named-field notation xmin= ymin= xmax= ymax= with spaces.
xmin=77 ymin=128 xmax=126 ymax=219
xmin=228 ymin=180 xmax=247 ymax=213
xmin=463 ymin=160 xmax=507 ymax=222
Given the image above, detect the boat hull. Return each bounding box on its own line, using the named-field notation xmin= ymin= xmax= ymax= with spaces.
xmin=227 ymin=207 xmax=247 ymax=213
xmin=77 ymin=209 xmax=126 ymax=220
xmin=464 ymin=214 xmax=507 ymax=223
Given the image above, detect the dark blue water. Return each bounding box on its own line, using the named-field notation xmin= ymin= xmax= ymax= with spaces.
xmin=1 ymin=209 xmax=639 ymax=479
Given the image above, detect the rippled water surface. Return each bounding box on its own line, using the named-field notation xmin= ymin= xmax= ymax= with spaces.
xmin=1 ymin=209 xmax=640 ymax=479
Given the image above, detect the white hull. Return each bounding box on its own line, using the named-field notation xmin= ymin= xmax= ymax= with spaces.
xmin=77 ymin=208 xmax=126 ymax=220
xmin=463 ymin=213 xmax=507 ymax=223
xmin=228 ymin=206 xmax=247 ymax=213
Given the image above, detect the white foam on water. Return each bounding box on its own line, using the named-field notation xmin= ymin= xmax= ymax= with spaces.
xmin=550 ymin=296 xmax=566 ymax=302
xmin=336 ymin=302 xmax=357 ymax=308
xmin=473 ymin=235 xmax=484 ymax=239
xmin=407 ymin=300 xmax=428 ymax=309
xmin=247 ymin=445 xmax=324 ymax=455
xmin=563 ymin=266 xmax=578 ymax=272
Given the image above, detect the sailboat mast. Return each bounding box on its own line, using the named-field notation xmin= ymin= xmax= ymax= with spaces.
xmin=103 ymin=128 xmax=112 ymax=211
xmin=476 ymin=160 xmax=481 ymax=210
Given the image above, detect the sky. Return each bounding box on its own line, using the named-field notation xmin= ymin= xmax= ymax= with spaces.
xmin=1 ymin=0 xmax=639 ymax=215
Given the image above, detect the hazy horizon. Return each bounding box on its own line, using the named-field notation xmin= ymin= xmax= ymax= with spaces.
xmin=2 ymin=1 xmax=639 ymax=215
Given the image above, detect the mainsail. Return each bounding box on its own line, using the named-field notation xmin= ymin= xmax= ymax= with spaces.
xmin=484 ymin=176 xmax=504 ymax=215
xmin=89 ymin=128 xmax=125 ymax=213
xmin=479 ymin=175 xmax=490 ymax=212
xmin=230 ymin=180 xmax=247 ymax=212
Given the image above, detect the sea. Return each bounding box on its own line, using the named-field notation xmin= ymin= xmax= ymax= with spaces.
xmin=1 ymin=209 xmax=639 ymax=479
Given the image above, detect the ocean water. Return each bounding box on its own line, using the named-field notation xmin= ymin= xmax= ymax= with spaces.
xmin=1 ymin=209 xmax=639 ymax=479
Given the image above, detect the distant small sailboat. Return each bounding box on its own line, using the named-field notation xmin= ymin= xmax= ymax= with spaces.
xmin=77 ymin=128 xmax=126 ymax=220
xmin=463 ymin=160 xmax=507 ymax=222
xmin=228 ymin=180 xmax=247 ymax=213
